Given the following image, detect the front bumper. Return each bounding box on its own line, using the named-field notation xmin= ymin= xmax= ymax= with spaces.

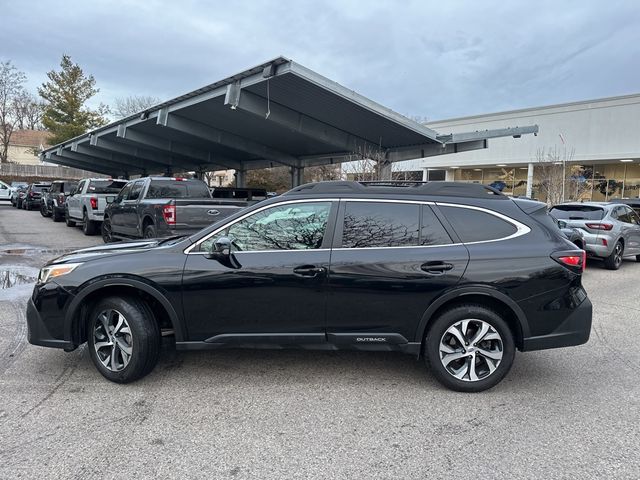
xmin=521 ymin=297 xmax=592 ymax=351
xmin=26 ymin=298 xmax=74 ymax=349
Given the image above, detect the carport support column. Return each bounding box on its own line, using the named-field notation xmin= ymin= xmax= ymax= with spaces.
xmin=235 ymin=169 xmax=247 ymax=188
xmin=379 ymin=160 xmax=392 ymax=181
xmin=526 ymin=162 xmax=534 ymax=198
xmin=291 ymin=165 xmax=305 ymax=187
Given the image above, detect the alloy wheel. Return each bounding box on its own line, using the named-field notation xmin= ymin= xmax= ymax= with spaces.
xmin=439 ymin=319 xmax=503 ymax=382
xmin=93 ymin=309 xmax=133 ymax=372
xmin=614 ymin=243 xmax=623 ymax=268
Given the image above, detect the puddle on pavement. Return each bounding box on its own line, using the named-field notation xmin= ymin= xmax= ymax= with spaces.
xmin=0 ymin=267 xmax=38 ymax=290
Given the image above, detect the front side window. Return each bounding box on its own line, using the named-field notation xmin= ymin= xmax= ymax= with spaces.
xmin=200 ymin=202 xmax=332 ymax=252
xmin=440 ymin=205 xmax=518 ymax=243
xmin=128 ymin=181 xmax=145 ymax=201
xmin=116 ymin=183 xmax=133 ymax=202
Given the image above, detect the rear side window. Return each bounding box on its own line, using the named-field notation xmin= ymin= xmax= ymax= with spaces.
xmin=440 ymin=205 xmax=517 ymax=243
xmin=88 ymin=180 xmax=127 ymax=194
xmin=147 ymin=180 xmax=211 ymax=199
xmin=341 ymin=202 xmax=451 ymax=248
xmin=549 ymin=205 xmax=604 ymax=221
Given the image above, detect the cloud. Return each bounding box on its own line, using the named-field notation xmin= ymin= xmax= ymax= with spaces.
xmin=2 ymin=0 xmax=639 ymax=120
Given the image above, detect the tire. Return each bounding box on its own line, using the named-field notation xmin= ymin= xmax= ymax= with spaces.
xmin=143 ymin=224 xmax=157 ymax=239
xmin=82 ymin=210 xmax=98 ymax=235
xmin=40 ymin=202 xmax=51 ymax=217
xmin=87 ymin=296 xmax=160 ymax=383
xmin=65 ymin=208 xmax=76 ymax=227
xmin=603 ymin=241 xmax=624 ymax=270
xmin=424 ymin=304 xmax=515 ymax=392
xmin=635 ymin=254 xmax=640 ymax=262
xmin=102 ymin=217 xmax=118 ymax=243
xmin=52 ymin=207 xmax=63 ymax=222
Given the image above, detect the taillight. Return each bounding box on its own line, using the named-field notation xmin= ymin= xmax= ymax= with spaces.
xmin=585 ymin=223 xmax=613 ymax=231
xmin=58 ymin=194 xmax=65 ymax=204
xmin=29 ymin=192 xmax=34 ymax=198
xmin=553 ymin=250 xmax=586 ymax=272
xmin=162 ymin=204 xmax=176 ymax=225
xmin=90 ymin=197 xmax=98 ymax=209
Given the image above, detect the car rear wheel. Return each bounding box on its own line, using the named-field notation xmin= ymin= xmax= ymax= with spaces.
xmin=65 ymin=208 xmax=76 ymax=227
xmin=87 ymin=296 xmax=160 ymax=383
xmin=143 ymin=224 xmax=157 ymax=239
xmin=425 ymin=304 xmax=515 ymax=392
xmin=40 ymin=202 xmax=50 ymax=217
xmin=603 ymin=241 xmax=623 ymax=270
xmin=82 ymin=210 xmax=98 ymax=235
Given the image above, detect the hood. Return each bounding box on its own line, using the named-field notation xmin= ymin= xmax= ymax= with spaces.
xmin=48 ymin=239 xmax=166 ymax=265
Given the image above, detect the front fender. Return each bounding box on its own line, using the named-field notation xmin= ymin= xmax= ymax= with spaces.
xmin=63 ymin=276 xmax=184 ymax=343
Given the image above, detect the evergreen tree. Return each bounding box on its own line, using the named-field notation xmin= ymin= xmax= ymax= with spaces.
xmin=38 ymin=54 xmax=109 ymax=144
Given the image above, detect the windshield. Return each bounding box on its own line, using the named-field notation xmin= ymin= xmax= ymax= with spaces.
xmin=549 ymin=205 xmax=605 ymax=220
xmin=88 ymin=180 xmax=127 ymax=194
xmin=147 ymin=180 xmax=211 ymax=199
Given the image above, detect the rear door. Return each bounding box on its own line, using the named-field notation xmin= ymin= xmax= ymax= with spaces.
xmin=326 ymin=200 xmax=469 ymax=344
xmin=109 ymin=183 xmax=133 ymax=235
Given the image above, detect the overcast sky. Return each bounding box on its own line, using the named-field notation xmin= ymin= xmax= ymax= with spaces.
xmin=2 ymin=0 xmax=639 ymax=121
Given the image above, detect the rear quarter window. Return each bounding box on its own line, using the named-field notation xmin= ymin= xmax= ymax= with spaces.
xmin=439 ymin=205 xmax=518 ymax=242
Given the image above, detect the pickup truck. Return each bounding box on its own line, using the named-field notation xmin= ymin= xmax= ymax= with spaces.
xmin=101 ymin=176 xmax=249 ymax=242
xmin=65 ymin=178 xmax=128 ymax=235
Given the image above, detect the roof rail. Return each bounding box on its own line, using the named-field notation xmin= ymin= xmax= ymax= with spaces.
xmin=284 ymin=181 xmax=506 ymax=199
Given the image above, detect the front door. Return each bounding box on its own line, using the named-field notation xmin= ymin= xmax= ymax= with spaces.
xmin=326 ymin=200 xmax=469 ymax=344
xmin=66 ymin=180 xmax=84 ymax=218
xmin=181 ymin=200 xmax=336 ymax=343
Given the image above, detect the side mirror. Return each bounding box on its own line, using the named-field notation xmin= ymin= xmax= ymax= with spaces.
xmin=557 ymin=220 xmax=567 ymax=229
xmin=205 ymin=236 xmax=241 ymax=269
xmin=106 ymin=196 xmax=116 ymax=204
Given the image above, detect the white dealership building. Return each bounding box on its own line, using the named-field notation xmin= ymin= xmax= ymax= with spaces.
xmin=396 ymin=93 xmax=640 ymax=202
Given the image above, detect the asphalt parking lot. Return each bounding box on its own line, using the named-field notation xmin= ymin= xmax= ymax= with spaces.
xmin=0 ymin=201 xmax=639 ymax=479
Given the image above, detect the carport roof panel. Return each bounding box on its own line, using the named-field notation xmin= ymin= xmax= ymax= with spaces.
xmin=42 ymin=57 xmax=443 ymax=168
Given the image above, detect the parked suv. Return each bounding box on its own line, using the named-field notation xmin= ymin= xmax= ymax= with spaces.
xmin=27 ymin=181 xmax=592 ymax=392
xmin=550 ymin=202 xmax=640 ymax=269
xmin=9 ymin=182 xmax=29 ymax=207
xmin=64 ymin=178 xmax=127 ymax=235
xmin=21 ymin=183 xmax=51 ymax=210
xmin=40 ymin=180 xmax=78 ymax=221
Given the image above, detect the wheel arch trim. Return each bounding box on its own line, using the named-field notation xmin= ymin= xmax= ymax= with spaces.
xmin=64 ymin=277 xmax=184 ymax=344
xmin=414 ymin=286 xmax=531 ymax=343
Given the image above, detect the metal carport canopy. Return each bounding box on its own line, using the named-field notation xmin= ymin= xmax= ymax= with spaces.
xmin=41 ymin=56 xmax=538 ymax=186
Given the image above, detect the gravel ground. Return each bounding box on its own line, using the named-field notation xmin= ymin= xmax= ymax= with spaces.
xmin=0 ymin=201 xmax=639 ymax=479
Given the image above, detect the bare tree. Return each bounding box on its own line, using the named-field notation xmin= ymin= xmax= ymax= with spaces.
xmin=12 ymin=91 xmax=46 ymax=130
xmin=534 ymin=146 xmax=587 ymax=205
xmin=0 ymin=60 xmax=27 ymax=163
xmin=112 ymin=95 xmax=161 ymax=118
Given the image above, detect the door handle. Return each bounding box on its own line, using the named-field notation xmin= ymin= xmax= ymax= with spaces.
xmin=293 ymin=265 xmax=326 ymax=277
xmin=420 ymin=262 xmax=454 ymax=275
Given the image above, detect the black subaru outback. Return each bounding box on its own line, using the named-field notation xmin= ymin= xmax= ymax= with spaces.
xmin=27 ymin=181 xmax=592 ymax=392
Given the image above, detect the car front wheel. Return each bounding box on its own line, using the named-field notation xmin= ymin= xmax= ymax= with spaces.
xmin=425 ymin=304 xmax=515 ymax=392
xmin=87 ymin=296 xmax=160 ymax=383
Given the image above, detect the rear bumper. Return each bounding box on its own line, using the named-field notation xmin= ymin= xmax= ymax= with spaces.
xmin=521 ymin=297 xmax=592 ymax=351
xmin=583 ymin=232 xmax=614 ymax=257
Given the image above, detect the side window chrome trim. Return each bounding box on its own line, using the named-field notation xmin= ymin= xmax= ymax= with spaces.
xmin=184 ymin=198 xmax=339 ymax=254
xmin=435 ymin=202 xmax=531 ymax=244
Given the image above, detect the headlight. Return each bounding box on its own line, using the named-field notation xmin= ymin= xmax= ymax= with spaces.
xmin=38 ymin=263 xmax=82 ymax=284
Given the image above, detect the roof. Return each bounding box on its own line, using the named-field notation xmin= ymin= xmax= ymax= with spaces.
xmin=426 ymin=92 xmax=640 ymax=126
xmin=42 ymin=57 xmax=537 ymax=180
xmin=10 ymin=129 xmax=52 ymax=148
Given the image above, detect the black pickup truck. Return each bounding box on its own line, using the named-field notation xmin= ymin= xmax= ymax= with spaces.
xmin=101 ymin=177 xmax=249 ymax=242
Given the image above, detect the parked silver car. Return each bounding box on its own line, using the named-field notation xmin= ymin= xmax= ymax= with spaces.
xmin=549 ymin=202 xmax=640 ymax=270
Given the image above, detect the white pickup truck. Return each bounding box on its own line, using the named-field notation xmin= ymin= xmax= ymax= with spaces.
xmin=65 ymin=178 xmax=128 ymax=235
